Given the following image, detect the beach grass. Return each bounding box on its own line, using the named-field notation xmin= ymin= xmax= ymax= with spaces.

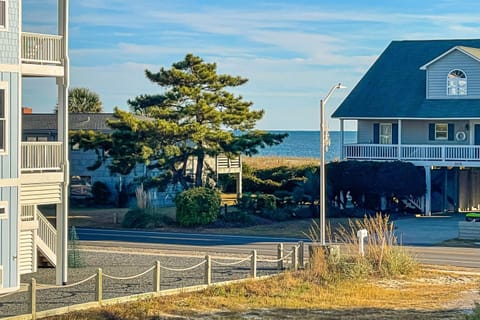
xmin=243 ymin=156 xmax=319 ymax=169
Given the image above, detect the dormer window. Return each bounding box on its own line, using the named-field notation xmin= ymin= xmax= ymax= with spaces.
xmin=447 ymin=69 xmax=467 ymax=96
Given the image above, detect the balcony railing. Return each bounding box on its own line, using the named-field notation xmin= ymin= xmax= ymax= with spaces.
xmin=216 ymin=155 xmax=241 ymax=169
xmin=21 ymin=32 xmax=64 ymax=65
xmin=344 ymin=144 xmax=480 ymax=164
xmin=21 ymin=142 xmax=63 ymax=173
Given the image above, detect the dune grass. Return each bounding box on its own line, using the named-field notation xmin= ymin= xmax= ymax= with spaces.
xmin=243 ymin=156 xmax=319 ymax=169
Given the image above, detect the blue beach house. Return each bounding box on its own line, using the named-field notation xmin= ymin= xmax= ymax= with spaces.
xmin=0 ymin=0 xmax=69 ymax=293
xmin=333 ymin=39 xmax=480 ymax=215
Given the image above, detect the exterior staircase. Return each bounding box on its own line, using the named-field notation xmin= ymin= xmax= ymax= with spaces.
xmin=402 ymin=196 xmax=424 ymax=213
xmin=19 ymin=205 xmax=57 ymax=273
xmin=36 ymin=209 xmax=57 ymax=267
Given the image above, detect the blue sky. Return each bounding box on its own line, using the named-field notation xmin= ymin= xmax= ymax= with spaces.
xmin=21 ymin=0 xmax=480 ymax=130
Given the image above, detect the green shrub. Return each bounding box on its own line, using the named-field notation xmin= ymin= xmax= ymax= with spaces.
xmin=467 ymin=303 xmax=480 ymax=320
xmin=257 ymin=194 xmax=277 ymax=211
xmin=222 ymin=208 xmax=253 ymax=224
xmin=175 ymin=187 xmax=221 ymax=227
xmin=122 ymin=208 xmax=175 ymax=228
xmin=92 ymin=181 xmax=111 ymax=205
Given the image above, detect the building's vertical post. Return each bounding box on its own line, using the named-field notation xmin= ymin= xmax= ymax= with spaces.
xmin=340 ymin=119 xmax=345 ymax=160
xmin=444 ymin=168 xmax=448 ymax=212
xmin=425 ymin=166 xmax=432 ymax=216
xmin=236 ymin=171 xmax=242 ymax=199
xmin=398 ymin=119 xmax=402 ymax=160
xmin=250 ymin=250 xmax=257 ymax=278
xmin=56 ymin=0 xmax=70 ymax=286
xmin=454 ymin=167 xmax=459 ymax=212
xmin=153 ymin=261 xmax=161 ymax=292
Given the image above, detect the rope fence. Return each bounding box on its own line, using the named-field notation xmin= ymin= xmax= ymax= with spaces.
xmin=10 ymin=241 xmax=309 ymax=320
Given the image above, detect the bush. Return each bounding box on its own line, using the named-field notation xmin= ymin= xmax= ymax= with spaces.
xmin=175 ymin=187 xmax=221 ymax=227
xmin=92 ymin=181 xmax=111 ymax=205
xmin=122 ymin=208 xmax=175 ymax=228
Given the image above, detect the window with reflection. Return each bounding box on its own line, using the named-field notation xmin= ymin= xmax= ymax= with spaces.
xmin=447 ymin=69 xmax=467 ymax=96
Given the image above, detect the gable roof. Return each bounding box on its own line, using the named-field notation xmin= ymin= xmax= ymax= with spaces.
xmin=420 ymin=46 xmax=480 ymax=70
xmin=332 ymin=39 xmax=480 ymax=119
xmin=23 ymin=113 xmax=115 ymax=132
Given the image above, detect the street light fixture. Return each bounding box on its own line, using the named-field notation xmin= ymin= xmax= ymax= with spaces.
xmin=320 ymin=83 xmax=346 ymax=246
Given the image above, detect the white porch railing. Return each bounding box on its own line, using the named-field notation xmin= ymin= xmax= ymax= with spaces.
xmin=21 ymin=32 xmax=64 ymax=65
xmin=21 ymin=142 xmax=63 ymax=172
xmin=344 ymin=144 xmax=480 ymax=163
xmin=216 ymin=155 xmax=241 ymax=169
xmin=20 ymin=205 xmax=36 ymax=222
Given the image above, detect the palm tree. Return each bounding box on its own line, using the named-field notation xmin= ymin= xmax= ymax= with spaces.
xmin=68 ymin=87 xmax=103 ymax=113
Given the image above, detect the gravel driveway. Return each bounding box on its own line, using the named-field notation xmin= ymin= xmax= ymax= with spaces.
xmin=0 ymin=246 xmax=284 ymax=318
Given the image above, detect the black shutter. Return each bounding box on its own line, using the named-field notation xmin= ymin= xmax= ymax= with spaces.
xmin=428 ymin=123 xmax=435 ymax=141
xmin=392 ymin=123 xmax=398 ymax=144
xmin=448 ymin=123 xmax=454 ymax=141
xmin=373 ymin=123 xmax=379 ymax=144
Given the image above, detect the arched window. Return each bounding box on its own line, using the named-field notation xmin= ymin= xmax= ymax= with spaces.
xmin=447 ymin=69 xmax=467 ymax=96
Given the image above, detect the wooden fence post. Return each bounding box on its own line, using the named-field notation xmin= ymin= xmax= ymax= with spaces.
xmin=292 ymin=246 xmax=298 ymax=271
xmin=29 ymin=278 xmax=36 ymax=320
xmin=251 ymin=250 xmax=257 ymax=278
xmin=277 ymin=243 xmax=284 ymax=270
xmin=205 ymin=255 xmax=211 ymax=285
xmin=95 ymin=268 xmax=103 ymax=304
xmin=299 ymin=241 xmax=305 ymax=269
xmin=153 ymin=261 xmax=161 ymax=292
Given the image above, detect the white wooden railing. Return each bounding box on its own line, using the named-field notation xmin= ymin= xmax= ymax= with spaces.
xmin=21 ymin=142 xmax=63 ymax=172
xmin=344 ymin=144 xmax=480 ymax=163
xmin=216 ymin=155 xmax=241 ymax=169
xmin=37 ymin=208 xmax=57 ymax=257
xmin=20 ymin=205 xmax=36 ymax=222
xmin=21 ymin=32 xmax=64 ymax=65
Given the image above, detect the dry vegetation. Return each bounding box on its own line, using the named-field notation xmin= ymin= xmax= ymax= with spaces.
xmin=243 ymin=156 xmax=319 ymax=169
xmin=44 ymin=215 xmax=480 ymax=320
xmin=44 ymin=268 xmax=480 ymax=320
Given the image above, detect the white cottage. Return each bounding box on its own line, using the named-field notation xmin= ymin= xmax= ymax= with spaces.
xmin=333 ymin=39 xmax=480 ymax=215
xmin=0 ymin=0 xmax=69 ymax=293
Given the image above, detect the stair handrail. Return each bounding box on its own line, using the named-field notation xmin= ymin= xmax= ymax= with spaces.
xmin=36 ymin=209 xmax=57 ymax=255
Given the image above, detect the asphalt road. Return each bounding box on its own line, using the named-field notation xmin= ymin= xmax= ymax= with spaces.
xmin=76 ymin=227 xmax=480 ymax=268
xmin=76 ymin=227 xmax=306 ymax=256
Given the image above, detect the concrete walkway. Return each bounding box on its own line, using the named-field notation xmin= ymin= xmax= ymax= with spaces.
xmin=394 ymin=213 xmax=465 ymax=246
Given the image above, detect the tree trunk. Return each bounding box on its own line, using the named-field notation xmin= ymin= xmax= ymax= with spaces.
xmin=195 ymin=153 xmax=205 ymax=187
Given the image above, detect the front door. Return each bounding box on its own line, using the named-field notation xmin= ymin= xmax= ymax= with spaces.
xmin=475 ymin=124 xmax=480 ymax=145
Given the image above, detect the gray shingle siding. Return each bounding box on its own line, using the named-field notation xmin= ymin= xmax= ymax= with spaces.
xmin=427 ymin=50 xmax=480 ymax=99
xmin=0 ymin=0 xmax=19 ymax=65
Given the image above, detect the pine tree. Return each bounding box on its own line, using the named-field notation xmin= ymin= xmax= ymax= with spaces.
xmin=71 ymin=54 xmax=287 ymax=189
xmin=68 ymin=226 xmax=85 ymax=268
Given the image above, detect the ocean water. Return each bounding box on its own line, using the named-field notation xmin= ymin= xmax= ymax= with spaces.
xmin=256 ymin=131 xmax=357 ymax=161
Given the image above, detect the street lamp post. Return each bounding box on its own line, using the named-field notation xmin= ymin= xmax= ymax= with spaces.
xmin=320 ymin=83 xmax=346 ymax=246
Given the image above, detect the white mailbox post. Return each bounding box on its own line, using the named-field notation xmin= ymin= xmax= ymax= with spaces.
xmin=357 ymin=229 xmax=368 ymax=257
